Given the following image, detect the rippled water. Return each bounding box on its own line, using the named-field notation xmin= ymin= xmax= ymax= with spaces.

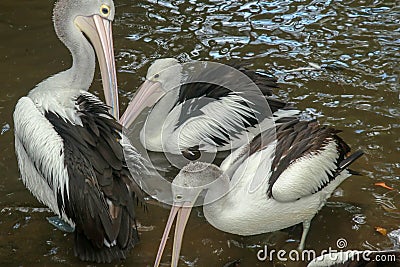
xmin=0 ymin=0 xmax=398 ymax=266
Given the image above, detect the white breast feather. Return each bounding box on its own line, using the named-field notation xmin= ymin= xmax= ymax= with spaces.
xmin=307 ymin=251 xmax=361 ymax=267
xmin=28 ymin=79 xmax=83 ymax=126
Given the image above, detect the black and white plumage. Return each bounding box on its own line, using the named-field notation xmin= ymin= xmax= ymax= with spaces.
xmin=307 ymin=250 xmax=400 ymax=267
xmin=153 ymin=119 xmax=364 ymax=267
xmin=120 ymin=58 xmax=299 ymax=156
xmin=14 ymin=0 xmax=144 ymax=263
xmin=308 ymin=229 xmax=400 ymax=267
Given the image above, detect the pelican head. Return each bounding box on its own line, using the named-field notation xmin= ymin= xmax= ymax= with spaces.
xmin=154 ymin=162 xmax=230 ymax=267
xmin=53 ymin=0 xmax=119 ymax=118
xmin=120 ymin=58 xmax=182 ymax=127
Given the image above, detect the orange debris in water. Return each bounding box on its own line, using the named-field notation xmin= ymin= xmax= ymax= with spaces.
xmin=374 ymin=182 xmax=394 ymax=190
xmin=375 ymin=226 xmax=388 ymax=236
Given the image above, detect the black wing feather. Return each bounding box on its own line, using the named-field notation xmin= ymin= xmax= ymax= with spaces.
xmin=46 ymin=94 xmax=140 ymax=263
xmin=176 ymin=62 xmax=278 ymax=105
xmin=248 ymin=119 xmax=363 ymax=197
xmin=171 ymin=61 xmax=295 ymax=153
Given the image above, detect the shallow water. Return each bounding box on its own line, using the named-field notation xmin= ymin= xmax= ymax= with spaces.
xmin=0 ymin=0 xmax=399 ymax=266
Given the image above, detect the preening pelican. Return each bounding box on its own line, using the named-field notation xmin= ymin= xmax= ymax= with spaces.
xmin=154 ymin=119 xmax=364 ymax=266
xmin=13 ymin=0 xmax=145 ymax=263
xmin=120 ymin=58 xmax=299 ymax=156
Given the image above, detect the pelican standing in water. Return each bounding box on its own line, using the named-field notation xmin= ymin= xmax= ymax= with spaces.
xmin=13 ymin=0 xmax=145 ymax=262
xmin=154 ymin=119 xmax=364 ymax=266
xmin=120 ymin=58 xmax=299 ymax=157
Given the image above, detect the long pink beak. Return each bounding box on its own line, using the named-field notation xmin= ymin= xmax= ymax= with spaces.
xmin=75 ymin=15 xmax=119 ymax=119
xmin=154 ymin=202 xmax=193 ymax=267
xmin=120 ymin=79 xmax=165 ymax=128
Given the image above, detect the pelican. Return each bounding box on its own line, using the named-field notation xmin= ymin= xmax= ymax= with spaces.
xmin=308 ymin=228 xmax=400 ymax=266
xmin=120 ymin=58 xmax=299 ymax=157
xmin=13 ymin=0 xmax=144 ymax=263
xmin=307 ymin=250 xmax=400 ymax=266
xmin=153 ymin=119 xmax=364 ymax=266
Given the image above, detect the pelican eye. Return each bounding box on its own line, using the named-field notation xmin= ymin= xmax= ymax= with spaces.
xmin=154 ymin=74 xmax=160 ymax=79
xmin=175 ymin=195 xmax=183 ymax=201
xmin=100 ymin=4 xmax=110 ymax=16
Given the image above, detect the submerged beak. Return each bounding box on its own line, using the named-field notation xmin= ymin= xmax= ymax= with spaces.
xmin=75 ymin=15 xmax=119 ymax=119
xmin=120 ymin=79 xmax=165 ymax=128
xmin=154 ymin=201 xmax=194 ymax=267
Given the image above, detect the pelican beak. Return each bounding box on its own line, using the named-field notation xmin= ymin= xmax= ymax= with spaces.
xmin=120 ymin=79 xmax=165 ymax=128
xmin=154 ymin=201 xmax=193 ymax=267
xmin=74 ymin=15 xmax=119 ymax=119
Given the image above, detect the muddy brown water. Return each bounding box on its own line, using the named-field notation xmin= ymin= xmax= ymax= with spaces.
xmin=0 ymin=0 xmax=399 ymax=266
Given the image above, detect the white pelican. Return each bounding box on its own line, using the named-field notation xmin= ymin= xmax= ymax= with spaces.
xmin=153 ymin=119 xmax=364 ymax=266
xmin=13 ymin=0 xmax=145 ymax=263
xmin=308 ymin=228 xmax=400 ymax=266
xmin=120 ymin=58 xmax=299 ymax=157
xmin=308 ymin=250 xmax=400 ymax=266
